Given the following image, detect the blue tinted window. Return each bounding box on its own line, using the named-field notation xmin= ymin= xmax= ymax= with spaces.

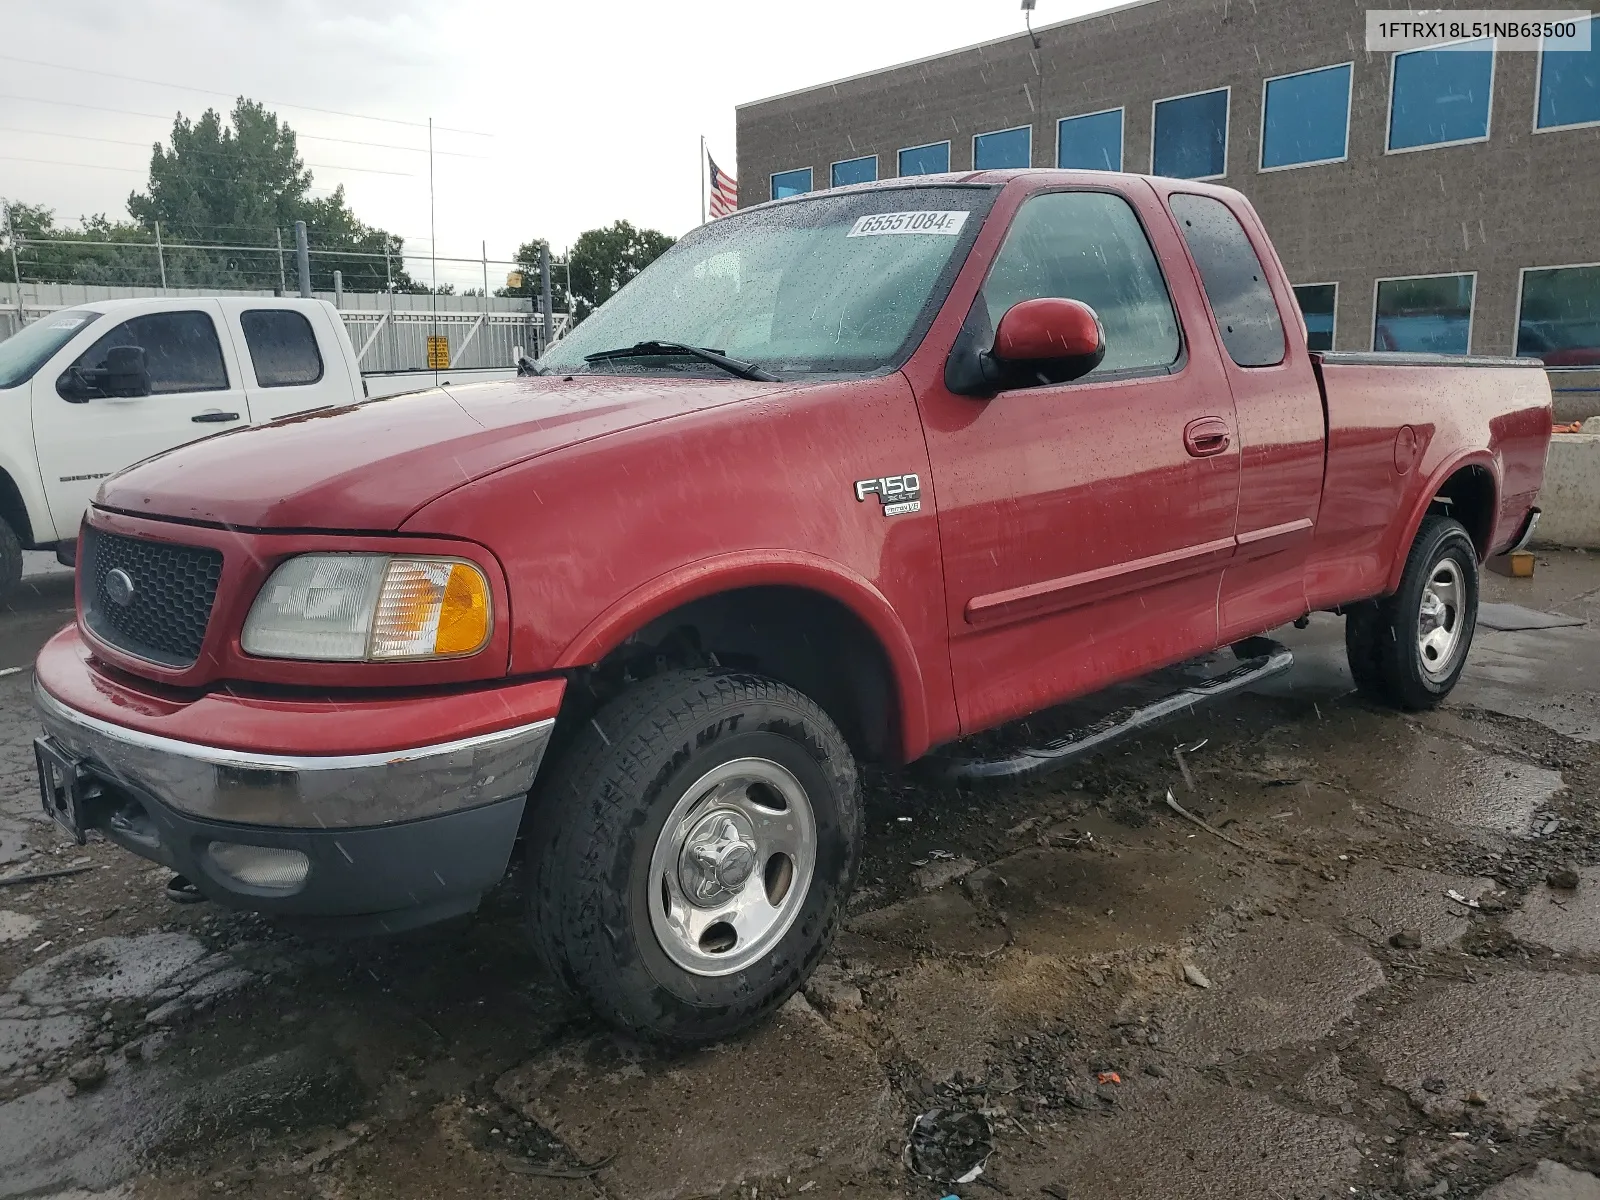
xmin=1517 ymin=265 xmax=1600 ymax=365
xmin=1538 ymin=16 xmax=1600 ymax=129
xmin=770 ymin=168 xmax=812 ymax=200
xmin=830 ymin=155 xmax=877 ymax=187
xmin=1152 ymin=89 xmax=1228 ymax=179
xmin=1262 ymin=64 xmax=1352 ymax=168
xmin=1293 ymin=283 xmax=1337 ymax=352
xmin=973 ymin=126 xmax=1031 ymax=169
xmin=1388 ymin=40 xmax=1494 ymax=150
xmin=1057 ymin=109 xmax=1123 ymax=170
xmin=898 ymin=141 xmax=950 ymax=176
xmin=1374 ymin=275 xmax=1474 ymax=353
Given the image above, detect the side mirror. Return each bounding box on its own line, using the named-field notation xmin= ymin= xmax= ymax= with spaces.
xmin=991 ymin=297 xmax=1106 ymax=384
xmin=101 ymin=346 xmax=151 ymax=397
xmin=944 ymin=296 xmax=1107 ymax=397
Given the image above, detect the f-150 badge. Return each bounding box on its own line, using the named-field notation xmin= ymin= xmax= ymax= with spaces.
xmin=855 ymin=473 xmax=921 ymax=516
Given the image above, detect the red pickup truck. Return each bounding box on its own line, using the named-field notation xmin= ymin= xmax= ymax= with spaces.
xmin=32 ymin=171 xmax=1550 ymax=1043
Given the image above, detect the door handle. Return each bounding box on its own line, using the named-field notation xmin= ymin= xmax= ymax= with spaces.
xmin=192 ymin=410 xmax=240 ymax=423
xmin=1183 ymin=416 xmax=1232 ymax=457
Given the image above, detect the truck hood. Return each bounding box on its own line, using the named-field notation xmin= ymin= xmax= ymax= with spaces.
xmin=95 ymin=375 xmax=795 ymax=531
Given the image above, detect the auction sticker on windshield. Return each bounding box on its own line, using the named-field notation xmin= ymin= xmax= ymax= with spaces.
xmin=847 ymin=211 xmax=969 ymax=237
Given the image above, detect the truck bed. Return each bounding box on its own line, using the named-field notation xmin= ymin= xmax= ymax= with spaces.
xmin=1304 ymin=352 xmax=1552 ymax=612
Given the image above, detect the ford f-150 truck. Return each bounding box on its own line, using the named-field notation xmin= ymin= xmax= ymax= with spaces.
xmin=31 ymin=171 xmax=1550 ymax=1043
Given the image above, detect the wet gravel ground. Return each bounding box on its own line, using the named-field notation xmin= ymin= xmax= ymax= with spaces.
xmin=5 ymin=551 xmax=1600 ymax=1198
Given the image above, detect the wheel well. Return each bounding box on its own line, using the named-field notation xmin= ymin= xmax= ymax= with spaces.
xmin=573 ymin=586 xmax=901 ymax=765
xmin=1431 ymin=465 xmax=1495 ymax=558
xmin=0 ymin=468 xmax=34 ymax=547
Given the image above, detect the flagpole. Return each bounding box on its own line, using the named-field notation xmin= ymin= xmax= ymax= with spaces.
xmin=700 ymin=135 xmax=707 ymax=225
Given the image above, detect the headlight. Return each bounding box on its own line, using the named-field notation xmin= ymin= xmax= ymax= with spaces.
xmin=241 ymin=554 xmax=492 ymax=661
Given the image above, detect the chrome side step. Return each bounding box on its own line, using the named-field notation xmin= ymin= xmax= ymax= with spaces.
xmin=932 ymin=641 xmax=1295 ymax=781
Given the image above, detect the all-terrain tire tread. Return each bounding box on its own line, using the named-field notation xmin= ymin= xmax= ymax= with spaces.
xmin=525 ymin=669 xmax=858 ymax=1042
xmin=1343 ymin=514 xmax=1478 ymax=710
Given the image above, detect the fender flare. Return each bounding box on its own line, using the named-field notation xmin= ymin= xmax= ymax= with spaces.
xmin=1383 ymin=449 xmax=1500 ymax=595
xmin=555 ymin=548 xmax=932 ymax=760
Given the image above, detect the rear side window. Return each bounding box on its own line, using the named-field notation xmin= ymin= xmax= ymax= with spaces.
xmin=240 ymin=310 xmax=324 ymax=387
xmin=982 ymin=190 xmax=1182 ymax=375
xmin=63 ymin=311 xmax=227 ymax=397
xmin=1168 ymin=194 xmax=1286 ymax=367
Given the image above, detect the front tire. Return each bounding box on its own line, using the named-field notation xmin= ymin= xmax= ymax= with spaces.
xmin=526 ymin=670 xmax=860 ymax=1043
xmin=1344 ymin=514 xmax=1479 ymax=710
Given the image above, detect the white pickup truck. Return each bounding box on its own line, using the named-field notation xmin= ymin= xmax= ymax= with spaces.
xmin=0 ymin=297 xmax=365 ymax=597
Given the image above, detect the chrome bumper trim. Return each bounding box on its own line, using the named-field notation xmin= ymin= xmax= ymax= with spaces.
xmin=34 ymin=681 xmax=555 ymax=829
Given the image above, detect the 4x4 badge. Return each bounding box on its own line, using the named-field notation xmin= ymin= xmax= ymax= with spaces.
xmin=854 ymin=473 xmax=921 ymax=517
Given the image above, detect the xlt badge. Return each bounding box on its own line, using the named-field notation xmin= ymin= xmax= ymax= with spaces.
xmin=854 ymin=473 xmax=921 ymax=517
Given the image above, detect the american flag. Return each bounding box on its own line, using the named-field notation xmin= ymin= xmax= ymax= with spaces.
xmin=708 ymin=154 xmax=738 ymax=219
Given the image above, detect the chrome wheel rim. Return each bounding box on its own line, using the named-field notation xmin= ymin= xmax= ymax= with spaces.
xmin=646 ymin=757 xmax=817 ymax=977
xmin=1417 ymin=557 xmax=1467 ymax=680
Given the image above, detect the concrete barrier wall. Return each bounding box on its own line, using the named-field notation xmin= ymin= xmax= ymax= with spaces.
xmin=1532 ymin=434 xmax=1600 ymax=550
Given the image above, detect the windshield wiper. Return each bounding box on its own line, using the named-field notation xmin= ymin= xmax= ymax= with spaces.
xmin=581 ymin=340 xmax=778 ymax=382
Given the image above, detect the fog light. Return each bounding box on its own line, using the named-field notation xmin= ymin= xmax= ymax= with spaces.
xmin=206 ymin=842 xmax=311 ymax=891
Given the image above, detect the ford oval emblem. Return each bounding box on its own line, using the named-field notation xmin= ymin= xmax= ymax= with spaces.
xmin=104 ymin=568 xmax=136 ymax=607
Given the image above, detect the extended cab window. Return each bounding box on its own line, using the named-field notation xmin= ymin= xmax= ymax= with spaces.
xmin=1168 ymin=194 xmax=1286 ymax=367
xmin=982 ymin=191 xmax=1181 ymax=375
xmin=59 ymin=311 xmax=227 ymax=399
xmin=241 ymin=309 xmax=324 ymax=387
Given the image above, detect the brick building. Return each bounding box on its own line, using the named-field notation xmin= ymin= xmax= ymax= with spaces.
xmin=735 ymin=0 xmax=1600 ymax=409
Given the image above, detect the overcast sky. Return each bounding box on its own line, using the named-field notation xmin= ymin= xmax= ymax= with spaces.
xmin=2 ymin=0 xmax=1112 ymax=290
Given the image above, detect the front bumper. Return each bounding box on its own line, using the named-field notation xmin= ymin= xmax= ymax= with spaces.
xmin=33 ymin=629 xmax=562 ymax=930
xmin=35 ymin=682 xmax=554 ymax=830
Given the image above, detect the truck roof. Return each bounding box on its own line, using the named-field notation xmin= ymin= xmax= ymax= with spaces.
xmin=51 ymin=296 xmax=336 ymax=314
xmin=736 ymin=169 xmax=1245 ymax=217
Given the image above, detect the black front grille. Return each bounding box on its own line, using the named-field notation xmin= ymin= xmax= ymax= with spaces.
xmin=81 ymin=527 xmax=223 ymax=668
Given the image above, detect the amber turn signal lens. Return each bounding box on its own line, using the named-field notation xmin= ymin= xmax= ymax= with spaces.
xmin=369 ymin=559 xmax=491 ymax=659
xmin=435 ymin=563 xmax=491 ymax=654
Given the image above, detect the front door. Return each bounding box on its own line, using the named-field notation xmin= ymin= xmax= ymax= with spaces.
xmin=914 ymin=185 xmax=1241 ymax=735
xmin=32 ymin=303 xmax=248 ymax=538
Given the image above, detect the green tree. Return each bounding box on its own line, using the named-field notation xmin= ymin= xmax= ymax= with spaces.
xmin=6 ymin=99 xmax=432 ymax=293
xmin=501 ymin=223 xmax=675 ymax=324
xmin=126 ymin=98 xmax=419 ymax=292
xmin=566 ymin=221 xmax=675 ymax=323
xmin=3 ymin=201 xmax=155 ymax=286
xmin=498 ymin=238 xmax=554 ymax=302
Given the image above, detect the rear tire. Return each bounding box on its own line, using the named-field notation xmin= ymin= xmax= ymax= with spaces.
xmin=1344 ymin=514 xmax=1479 ymax=710
xmin=525 ymin=670 xmax=860 ymax=1044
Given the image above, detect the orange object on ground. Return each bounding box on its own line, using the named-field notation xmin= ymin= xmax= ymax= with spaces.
xmin=1097 ymin=1071 xmax=1122 ymax=1085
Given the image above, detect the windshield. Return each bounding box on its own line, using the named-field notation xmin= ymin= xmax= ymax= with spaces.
xmin=539 ymin=186 xmax=996 ymax=379
xmin=0 ymin=309 xmax=101 ymax=390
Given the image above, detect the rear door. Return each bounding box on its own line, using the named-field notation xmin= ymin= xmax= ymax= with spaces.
xmin=1161 ymin=189 xmax=1326 ymax=641
xmin=31 ymin=302 xmax=247 ymax=536
xmin=223 ymin=301 xmax=355 ymax=423
xmin=913 ymin=183 xmax=1241 ymax=734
